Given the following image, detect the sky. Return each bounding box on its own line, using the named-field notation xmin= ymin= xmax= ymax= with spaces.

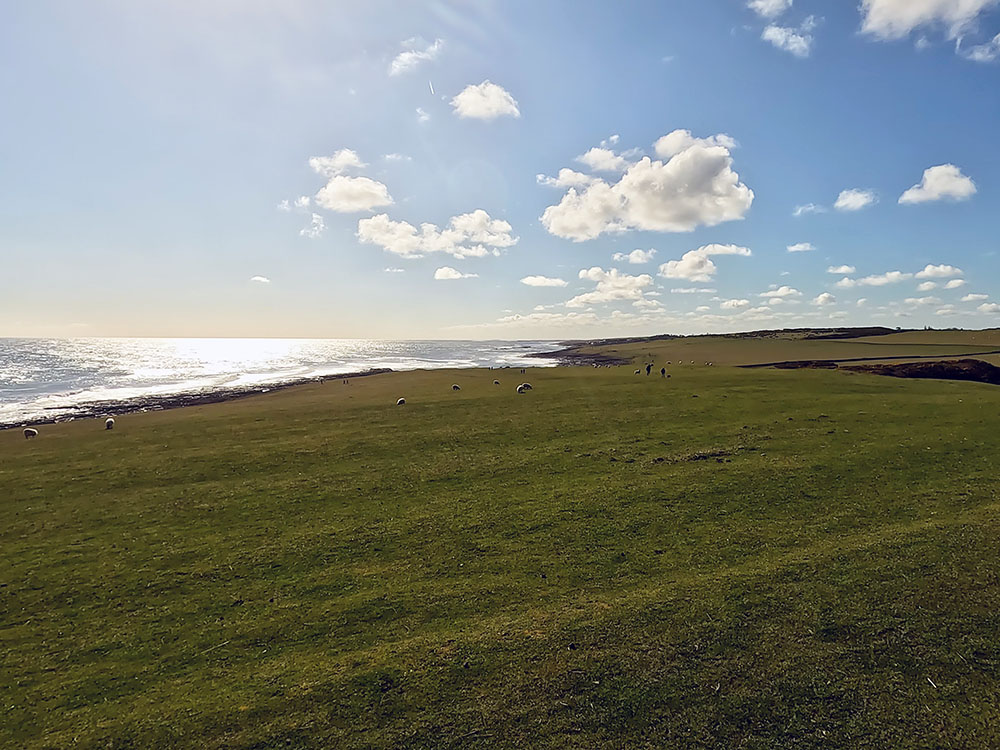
xmin=2 ymin=0 xmax=999 ymax=340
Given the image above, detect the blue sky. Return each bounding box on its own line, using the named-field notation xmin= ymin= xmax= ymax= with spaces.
xmin=2 ymin=0 xmax=999 ymax=339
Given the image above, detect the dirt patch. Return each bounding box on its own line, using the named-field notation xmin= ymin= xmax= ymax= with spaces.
xmin=842 ymin=358 xmax=1000 ymax=386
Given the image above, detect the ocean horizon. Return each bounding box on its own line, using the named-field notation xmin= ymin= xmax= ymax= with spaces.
xmin=0 ymin=337 xmax=563 ymax=426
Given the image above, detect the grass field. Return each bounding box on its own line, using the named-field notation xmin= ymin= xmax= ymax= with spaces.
xmin=4 ymin=336 xmax=1000 ymax=748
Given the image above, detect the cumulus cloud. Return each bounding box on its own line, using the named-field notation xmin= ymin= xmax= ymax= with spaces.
xmin=309 ymin=149 xmax=366 ymax=177
xmin=761 ymin=18 xmax=816 ymax=57
xmin=836 ymin=271 xmax=912 ymax=288
xmin=917 ymin=281 xmax=938 ymax=292
xmin=915 ymin=263 xmax=963 ymax=278
xmin=250 ymin=275 xmax=271 ymax=284
xmin=963 ymin=33 xmax=1000 ymax=62
xmin=658 ymin=244 xmax=753 ymax=282
xmin=813 ymin=292 xmax=836 ymax=306
xmin=652 ymin=130 xmax=737 ymax=158
xmin=793 ymin=203 xmax=826 ymax=216
xmin=434 ymin=266 xmax=478 ymax=280
xmin=299 ymin=213 xmax=326 ymax=238
xmin=963 ymin=293 xmax=989 ymax=302
xmin=541 ymin=131 xmax=753 ymax=241
xmin=899 ymin=164 xmax=977 ymax=204
xmin=576 ymin=147 xmax=629 ymax=173
xmin=308 ymin=150 xmax=393 ymax=213
xmin=904 ymin=296 xmax=942 ymax=307
xmin=721 ymin=298 xmax=751 ymax=309
xmin=980 ymin=302 xmax=1000 ymax=313
xmin=945 ymin=279 xmax=967 ymax=289
xmin=787 ymin=242 xmax=815 ymax=253
xmin=612 ymin=249 xmax=657 ymax=264
xmin=521 ymin=275 xmax=568 ymax=287
xmin=859 ymin=0 xmax=998 ymax=41
xmin=565 ymin=267 xmax=653 ymax=308
xmin=536 ymin=169 xmax=598 ymax=189
xmin=450 ymin=81 xmax=520 ymax=120
xmin=357 ymin=209 xmax=517 ymax=259
xmin=671 ymin=287 xmax=717 ymax=294
xmin=835 ymin=188 xmax=878 ymax=211
xmin=748 ymin=0 xmax=793 ymax=18
xmin=827 ymin=265 xmax=856 ymax=274
xmin=760 ymin=285 xmax=802 ymax=298
xmin=389 ymin=38 xmax=443 ymax=76
xmin=315 ymin=176 xmax=393 ymax=213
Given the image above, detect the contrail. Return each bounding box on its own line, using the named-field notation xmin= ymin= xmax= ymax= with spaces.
xmin=429 ymin=80 xmax=435 ymax=95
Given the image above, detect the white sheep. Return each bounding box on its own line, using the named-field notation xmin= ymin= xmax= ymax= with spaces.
xmin=520 ymin=382 xmax=533 ymax=390
xmin=452 ymin=384 xmax=461 ymax=391
xmin=493 ymin=380 xmax=500 ymax=385
xmin=396 ymin=398 xmax=406 ymax=405
xmin=23 ymin=427 xmax=38 ymax=440
xmin=516 ymin=384 xmax=526 ymax=394
xmin=105 ymin=417 xmax=115 ymax=430
xmin=634 ymin=369 xmax=641 ymax=375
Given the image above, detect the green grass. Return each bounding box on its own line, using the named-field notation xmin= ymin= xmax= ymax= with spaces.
xmin=3 ymin=361 xmax=1000 ymax=748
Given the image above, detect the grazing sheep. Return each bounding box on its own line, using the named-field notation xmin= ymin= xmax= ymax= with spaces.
xmin=520 ymin=382 xmax=533 ymax=390
xmin=516 ymin=384 xmax=525 ymax=394
xmin=493 ymin=380 xmax=500 ymax=385
xmin=23 ymin=427 xmax=38 ymax=440
xmin=105 ymin=417 xmax=115 ymax=430
xmin=452 ymin=384 xmax=461 ymax=391
xmin=396 ymin=398 xmax=406 ymax=405
xmin=634 ymin=369 xmax=641 ymax=375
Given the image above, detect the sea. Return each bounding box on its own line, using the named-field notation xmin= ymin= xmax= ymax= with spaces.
xmin=0 ymin=338 xmax=563 ymax=427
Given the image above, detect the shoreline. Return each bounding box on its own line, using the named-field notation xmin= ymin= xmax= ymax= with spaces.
xmin=1 ymin=355 xmax=569 ymax=430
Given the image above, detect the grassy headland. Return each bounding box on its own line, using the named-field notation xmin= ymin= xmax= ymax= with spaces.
xmin=3 ymin=331 xmax=1000 ymax=748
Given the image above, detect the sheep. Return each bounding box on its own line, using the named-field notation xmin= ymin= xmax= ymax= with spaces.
xmin=452 ymin=384 xmax=461 ymax=391
xmin=396 ymin=398 xmax=406 ymax=405
xmin=520 ymin=383 xmax=533 ymax=390
xmin=634 ymin=369 xmax=641 ymax=375
xmin=23 ymin=427 xmax=38 ymax=440
xmin=105 ymin=417 xmax=115 ymax=430
xmin=493 ymin=380 xmax=500 ymax=385
xmin=516 ymin=384 xmax=525 ymax=394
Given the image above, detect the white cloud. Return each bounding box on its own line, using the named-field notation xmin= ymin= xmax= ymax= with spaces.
xmin=383 ymin=153 xmax=412 ymax=162
xmin=434 ymin=266 xmax=478 ymax=280
xmin=658 ymin=244 xmax=752 ymax=282
xmin=542 ymin=131 xmax=753 ymax=241
xmin=836 ymin=270 xmax=912 ymax=287
xmin=827 ymin=265 xmax=856 ymax=274
xmin=633 ymin=298 xmax=663 ymax=310
xmin=793 ymin=203 xmax=826 ymax=216
xmin=612 ymin=249 xmax=657 ymax=264
xmin=389 ymin=38 xmax=443 ymax=76
xmin=315 ymin=176 xmax=393 ymax=213
xmin=250 ymin=275 xmax=271 ymax=284
xmin=760 ymin=285 xmax=802 ymax=298
xmin=899 ymin=164 xmax=977 ymax=204
xmin=357 ymin=209 xmax=517 ymax=259
xmin=917 ymin=281 xmax=938 ymax=291
xmin=384 ymin=267 xmax=405 ymax=273
xmin=963 ymin=293 xmax=989 ymax=302
xmin=671 ymin=287 xmax=717 ymax=294
xmin=652 ymin=130 xmax=737 ymax=158
xmin=980 ymin=302 xmax=1000 ymax=313
xmin=915 ymin=263 xmax=963 ymax=278
xmin=813 ymin=292 xmax=836 ymax=306
xmin=787 ymin=242 xmax=815 ymax=253
xmin=576 ymin=147 xmax=629 ymax=173
xmin=761 ymin=19 xmax=815 ymax=57
xmin=835 ymin=188 xmax=878 ymax=211
xmin=450 ymin=80 xmax=520 ymax=120
xmin=860 ymin=0 xmax=998 ymax=41
xmin=416 ymin=107 xmax=430 ymax=123
xmin=945 ymin=279 xmax=967 ymax=289
xmin=963 ymin=33 xmax=1000 ymax=62
xmin=536 ymin=169 xmax=598 ymax=189
xmin=857 ymin=298 xmax=868 ymax=306
xmin=299 ymin=213 xmax=326 ymax=238
xmin=904 ymin=296 xmax=942 ymax=306
xmin=309 ymin=149 xmax=366 ymax=177
xmin=566 ymin=267 xmax=653 ymax=308
xmin=721 ymin=298 xmax=751 ymax=309
xmin=748 ymin=0 xmax=793 ymax=19
xmin=294 ymin=196 xmax=310 ymax=209
xmin=521 ymin=275 xmax=569 ymax=287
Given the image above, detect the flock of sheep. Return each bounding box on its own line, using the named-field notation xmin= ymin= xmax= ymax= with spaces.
xmin=23 ymin=417 xmax=113 ymax=440
xmin=395 ymin=378 xmax=532 ymax=406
